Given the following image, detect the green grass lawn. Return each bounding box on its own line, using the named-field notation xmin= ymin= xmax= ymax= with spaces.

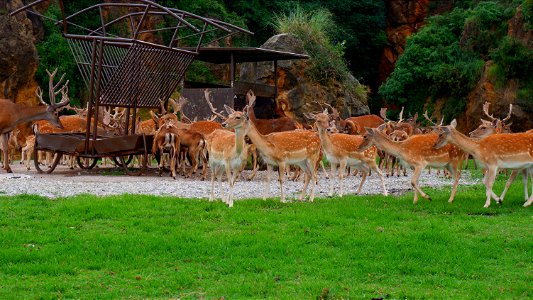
xmin=0 ymin=172 xmax=531 ymax=299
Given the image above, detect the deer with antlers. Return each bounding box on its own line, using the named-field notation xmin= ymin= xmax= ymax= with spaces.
xmin=358 ymin=116 xmax=466 ymax=204
xmin=308 ymin=110 xmax=388 ymax=197
xmin=0 ymin=68 xmax=69 ymax=173
xmin=245 ymin=90 xmax=302 ymax=134
xmin=434 ymin=119 xmax=533 ymax=208
xmin=467 ymin=103 xmax=532 ymax=205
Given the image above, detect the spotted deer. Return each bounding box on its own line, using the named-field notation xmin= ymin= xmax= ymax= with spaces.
xmin=359 ymin=128 xmax=465 ymax=204
xmin=205 ymin=105 xmax=251 ymax=207
xmin=309 ymin=110 xmax=388 ymax=197
xmin=434 ymin=120 xmax=533 ymax=208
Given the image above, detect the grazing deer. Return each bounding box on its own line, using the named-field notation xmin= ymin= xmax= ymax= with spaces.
xmin=359 ymin=128 xmax=465 ymax=204
xmin=309 ymin=110 xmax=388 ymax=197
xmin=205 ymin=105 xmax=251 ymax=207
xmin=175 ymin=128 xmax=207 ymax=179
xmin=0 ymin=68 xmax=69 ymax=173
xmin=434 ymin=120 xmax=533 ymax=208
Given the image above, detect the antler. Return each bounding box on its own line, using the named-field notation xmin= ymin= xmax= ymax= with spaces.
xmin=379 ymin=107 xmax=390 ymax=122
xmin=204 ymin=89 xmax=227 ymax=121
xmin=246 ymin=89 xmax=256 ymax=107
xmin=322 ymin=103 xmax=340 ymax=120
xmin=502 ymin=103 xmax=513 ymax=122
xmin=423 ymin=110 xmax=444 ymax=126
xmin=398 ymin=107 xmax=404 ymax=123
xmin=482 ymin=102 xmax=497 ymax=121
xmin=169 ymin=97 xmax=189 ymax=114
xmin=45 ymin=68 xmax=69 ymax=109
xmin=159 ymin=98 xmax=167 ymax=115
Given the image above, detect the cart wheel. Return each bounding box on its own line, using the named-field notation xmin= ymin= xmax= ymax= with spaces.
xmin=33 ymin=150 xmax=62 ymax=174
xmin=117 ymin=155 xmax=144 ymax=176
xmin=112 ymin=155 xmax=134 ymax=167
xmin=76 ymin=157 xmax=99 ymax=170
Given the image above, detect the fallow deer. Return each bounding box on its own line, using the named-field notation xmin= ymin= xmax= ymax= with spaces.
xmin=310 ymin=110 xmax=388 ymax=197
xmin=468 ymin=102 xmax=531 ymax=202
xmin=359 ymin=128 xmax=465 ymax=204
xmin=245 ymin=90 xmax=302 ymax=135
xmin=205 ymin=105 xmax=251 ymax=207
xmin=151 ymin=119 xmax=181 ymax=179
xmin=0 ymin=68 xmax=69 ymax=173
xmin=434 ymin=120 xmax=533 ymax=208
xmin=244 ymin=104 xmax=322 ymax=202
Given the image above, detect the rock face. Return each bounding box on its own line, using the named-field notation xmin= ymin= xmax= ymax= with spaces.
xmin=378 ymin=0 xmax=454 ymax=85
xmin=0 ymin=0 xmax=40 ymax=105
xmin=240 ymin=33 xmax=369 ymax=123
xmin=458 ymin=7 xmax=533 ymax=132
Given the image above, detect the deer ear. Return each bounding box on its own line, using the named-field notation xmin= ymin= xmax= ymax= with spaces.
xmin=365 ymin=127 xmax=373 ymax=135
xmin=224 ymin=104 xmax=235 ymax=115
xmin=450 ymin=119 xmax=457 ymax=128
xmin=304 ymin=112 xmax=316 ymax=120
xmin=323 ymin=108 xmax=328 ymax=115
xmin=441 ymin=126 xmax=451 ymax=133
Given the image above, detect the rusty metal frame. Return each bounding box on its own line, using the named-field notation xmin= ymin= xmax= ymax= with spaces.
xmin=10 ymin=0 xmax=252 ymax=173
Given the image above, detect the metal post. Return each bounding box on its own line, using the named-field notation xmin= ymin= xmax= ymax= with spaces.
xmin=84 ymin=39 xmax=98 ymax=154
xmin=230 ymin=52 xmax=235 ymax=87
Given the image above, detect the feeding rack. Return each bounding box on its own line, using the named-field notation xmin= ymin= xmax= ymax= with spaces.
xmin=10 ymin=0 xmax=252 ymax=174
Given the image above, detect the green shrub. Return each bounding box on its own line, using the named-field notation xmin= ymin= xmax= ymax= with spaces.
xmin=490 ymin=36 xmax=533 ymax=80
xmin=272 ymin=4 xmax=367 ymax=102
xmin=524 ymin=0 xmax=533 ymax=29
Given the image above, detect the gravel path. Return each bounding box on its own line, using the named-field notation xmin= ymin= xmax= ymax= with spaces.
xmin=0 ymin=162 xmax=480 ymax=200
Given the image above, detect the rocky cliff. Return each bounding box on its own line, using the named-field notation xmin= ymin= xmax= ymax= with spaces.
xmin=240 ymin=34 xmax=369 ymax=123
xmin=0 ymin=0 xmax=40 ymax=105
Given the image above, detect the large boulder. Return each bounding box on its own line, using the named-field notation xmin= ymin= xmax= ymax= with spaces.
xmin=240 ymin=33 xmax=369 ymax=123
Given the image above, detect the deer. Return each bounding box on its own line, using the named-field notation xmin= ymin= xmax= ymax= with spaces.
xmin=205 ymin=105 xmax=251 ymax=207
xmin=20 ymin=134 xmax=36 ymax=170
xmin=245 ymin=90 xmax=302 ymax=135
xmin=151 ymin=118 xmax=181 ymax=179
xmin=308 ymin=110 xmax=388 ymax=197
xmin=468 ymin=102 xmax=531 ymax=202
xmin=243 ymin=103 xmax=321 ymax=203
xmin=433 ymin=120 xmax=533 ymax=208
xmin=358 ymin=126 xmax=466 ymax=204
xmin=0 ymin=68 xmax=69 ymax=173
xmin=345 ymin=110 xmax=385 ymax=135
xmin=204 ymin=89 xmax=258 ymax=181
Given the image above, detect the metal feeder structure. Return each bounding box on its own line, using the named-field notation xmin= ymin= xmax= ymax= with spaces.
xmin=10 ymin=0 xmax=252 ymax=174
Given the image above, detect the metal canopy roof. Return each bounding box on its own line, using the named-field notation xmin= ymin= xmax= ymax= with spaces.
xmin=185 ymin=47 xmax=309 ymax=64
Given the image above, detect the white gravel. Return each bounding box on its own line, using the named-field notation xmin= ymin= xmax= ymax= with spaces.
xmin=0 ymin=162 xmax=480 ymax=200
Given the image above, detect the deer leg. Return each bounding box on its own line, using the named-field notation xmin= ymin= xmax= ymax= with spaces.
xmin=320 ymin=160 xmax=329 ymax=179
xmin=264 ymin=164 xmax=272 ymax=200
xmin=329 ymin=162 xmax=337 ymax=197
xmin=447 ymin=163 xmax=461 ymax=203
xmin=338 ymin=160 xmax=347 ymax=197
xmin=371 ymin=161 xmax=388 ymax=196
xmin=299 ymin=159 xmax=316 ymax=202
xmin=224 ymin=164 xmax=233 ymax=207
xmin=481 ymin=169 xmax=501 ymax=201
xmin=247 ymin=145 xmax=258 ymax=181
xmin=278 ymin=163 xmax=287 ymax=203
xmin=1 ymin=133 xmax=12 ymax=173
xmin=499 ymin=170 xmax=519 ymax=202
xmin=186 ymin=149 xmax=197 ymax=178
xmin=200 ymin=150 xmax=208 ymax=181
xmin=411 ymin=166 xmax=431 ymax=203
xmin=484 ymin=167 xmax=499 ymax=208
xmin=209 ymin=164 xmax=218 ymax=201
xmin=355 ymin=167 xmax=368 ymax=195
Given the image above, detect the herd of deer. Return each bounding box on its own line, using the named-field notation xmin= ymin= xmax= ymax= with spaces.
xmin=0 ymin=71 xmax=532 ymax=208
